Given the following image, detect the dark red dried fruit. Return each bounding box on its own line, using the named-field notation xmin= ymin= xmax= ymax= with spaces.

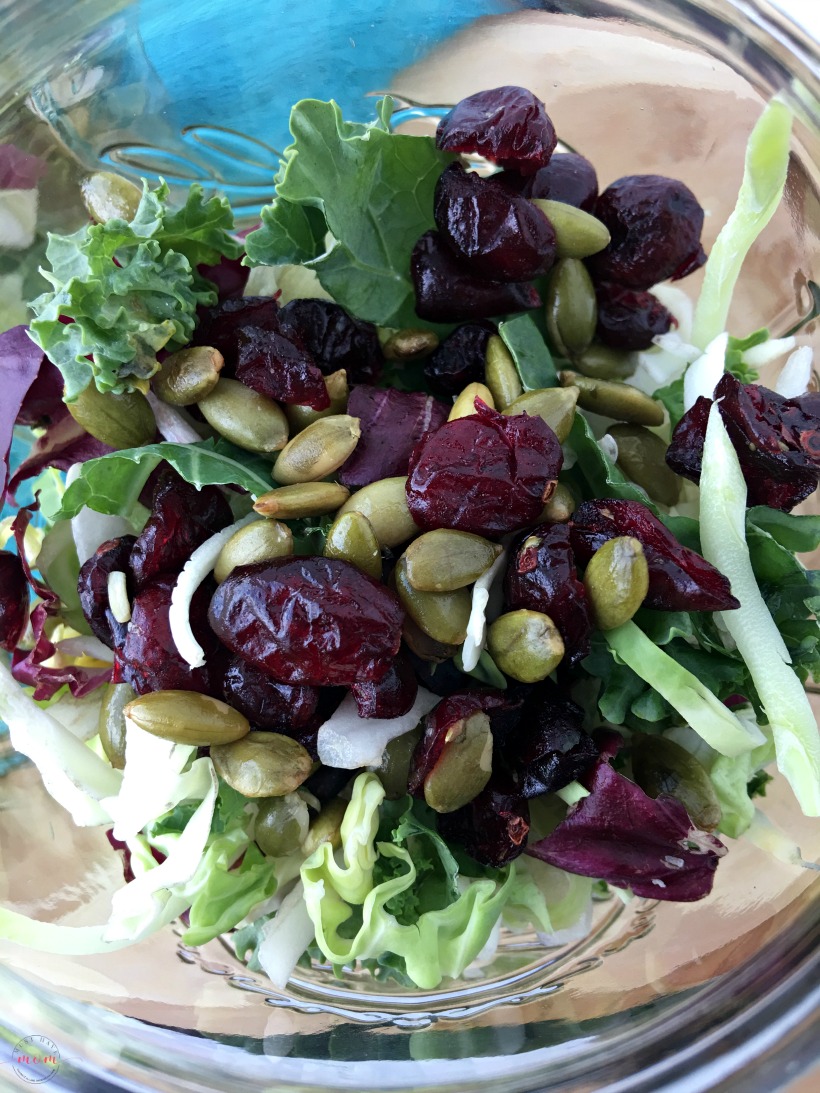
xmin=408 ymin=689 xmax=508 ymax=797
xmin=434 ymin=162 xmax=557 ymax=283
xmin=198 ymin=255 xmax=250 ymax=301
xmin=130 ymin=467 xmax=233 ymax=589
xmin=588 ymin=175 xmax=706 ymax=290
xmin=279 ymin=299 xmax=382 ymax=385
xmin=337 ymin=385 xmax=449 ymax=488
xmin=304 ymin=763 xmax=356 ymax=803
xmin=0 ymin=550 xmax=28 ymax=651
xmin=570 ymin=498 xmax=740 ymax=612
xmin=504 ymin=524 xmax=593 ymax=666
xmin=666 ymin=372 xmax=820 ymax=512
xmin=436 ymin=85 xmax=557 ymax=176
xmin=77 ymin=536 xmax=137 ymax=649
xmin=350 ymin=653 xmax=418 ymax=718
xmin=114 ymin=575 xmax=217 ymax=696
xmin=412 ymin=231 xmax=542 ymax=323
xmin=195 ymin=296 xmax=280 ymax=371
xmin=221 ymin=654 xmax=319 ymax=730
xmin=594 ymin=282 xmax=673 ymax=350
xmin=423 ymin=321 xmax=495 ymax=396
xmin=437 ymin=774 xmax=530 ymax=868
xmin=406 ymin=398 xmax=563 ymax=538
xmin=510 ymin=152 xmax=599 ymax=211
xmin=208 ymin=557 xmax=404 ymax=686
xmin=405 ymin=650 xmax=471 ymax=697
xmin=235 ymin=323 xmax=329 ymax=409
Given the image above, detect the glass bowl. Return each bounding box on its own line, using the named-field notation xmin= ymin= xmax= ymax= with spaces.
xmin=1 ymin=1 xmax=818 ymax=1090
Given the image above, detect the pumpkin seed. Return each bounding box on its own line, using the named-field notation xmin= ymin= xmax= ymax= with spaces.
xmin=253 ymin=793 xmax=310 ymax=857
xmin=558 ymin=370 xmax=665 ymax=427
xmin=383 ymin=329 xmax=440 ymax=360
xmin=324 ymin=510 xmax=382 ymax=580
xmin=530 ymin=198 xmax=611 ymax=258
xmin=404 ymin=529 xmax=501 ymax=592
xmin=301 ymin=797 xmax=348 ymax=856
xmin=536 ymin=482 xmax=576 ymax=524
xmin=272 ymin=414 xmax=361 ymax=484
xmin=211 ymin=731 xmax=313 ymax=798
xmin=67 ymin=384 xmax=155 ymax=450
xmin=485 ymin=335 xmax=523 ymax=410
xmin=125 ymin=690 xmax=251 ymax=746
xmin=631 ymin=734 xmax=722 ymax=832
xmin=402 ymin=615 xmax=462 ymax=662
xmin=376 ymin=726 xmax=423 ymax=799
xmin=503 ymin=385 xmax=579 ymax=442
xmin=607 ymin=423 xmax=681 ymax=506
xmin=80 ymin=171 xmax=143 ymax=223
xmin=152 ymin=346 xmax=224 ymax=406
xmin=337 ymin=476 xmax=419 ymax=549
xmin=486 ymin=609 xmax=565 ymax=682
xmin=449 ymin=382 xmax=495 ymax=421
xmin=575 ymin=343 xmax=637 ymax=381
xmin=254 ymin=481 xmax=350 ymax=520
xmin=583 ymin=535 xmax=649 ymax=630
xmin=214 ymin=519 xmax=293 ymax=583
xmin=393 ymin=555 xmax=471 ymax=645
xmin=285 ymin=369 xmax=349 ymax=433
xmin=198 ymin=378 xmax=289 ymax=453
xmin=98 ymin=682 xmax=135 ymax=770
xmin=424 ymin=710 xmax=493 ymax=813
xmin=545 ymin=258 xmax=597 ymax=358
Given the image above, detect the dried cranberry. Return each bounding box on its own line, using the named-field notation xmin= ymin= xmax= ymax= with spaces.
xmin=130 ymin=468 xmax=233 ymax=589
xmin=337 ymin=385 xmax=449 ymax=488
xmin=666 ymin=373 xmax=820 ymax=512
xmin=570 ymin=498 xmax=740 ymax=612
xmin=408 ymin=689 xmax=508 ymax=797
xmin=588 ymin=175 xmax=706 ymax=290
xmin=77 ymin=536 xmax=137 ymax=649
xmin=412 ymin=231 xmax=542 ymax=323
xmin=436 ymin=86 xmax=557 ymax=176
xmin=434 ymin=163 xmax=557 ymax=283
xmin=221 ymin=654 xmax=319 ymax=730
xmin=406 ymin=399 xmax=563 ymax=538
xmin=0 ymin=550 xmax=28 ymax=651
xmin=504 ymin=524 xmax=592 ymax=666
xmin=438 ymin=775 xmax=530 ymax=868
xmin=304 ymin=763 xmax=357 ymax=803
xmin=423 ymin=321 xmax=495 ymax=397
xmin=114 ymin=575 xmax=216 ymax=695
xmin=208 ymin=557 xmax=404 ymax=686
xmin=405 ymin=651 xmax=471 ymax=697
xmin=350 ymin=653 xmax=418 ymax=719
xmin=195 ymin=296 xmax=280 ymax=371
xmin=510 ymin=152 xmax=599 ymax=211
xmin=235 ymin=323 xmax=329 ymax=409
xmin=278 ymin=299 xmax=382 ymax=384
xmin=594 ymin=282 xmax=673 ymax=350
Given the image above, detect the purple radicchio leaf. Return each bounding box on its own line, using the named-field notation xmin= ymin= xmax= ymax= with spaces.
xmin=0 ymin=325 xmax=48 ymax=495
xmin=6 ymin=407 xmax=113 ymax=502
xmin=337 ymin=385 xmax=450 ymax=488
xmin=197 ymin=255 xmax=249 ymax=301
xmin=0 ymin=144 xmax=47 ymax=190
xmin=526 ymin=759 xmax=727 ymax=901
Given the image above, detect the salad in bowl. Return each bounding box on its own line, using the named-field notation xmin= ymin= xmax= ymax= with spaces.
xmin=0 ymin=84 xmax=818 ymax=992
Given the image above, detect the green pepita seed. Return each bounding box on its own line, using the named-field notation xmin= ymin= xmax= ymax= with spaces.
xmin=285 ymin=369 xmax=349 ymax=433
xmin=302 ymin=797 xmax=348 ymax=856
xmin=631 ymin=735 xmax=722 ymax=832
xmin=424 ymin=710 xmax=493 ymax=814
xmin=545 ymin=258 xmax=597 ymax=358
xmin=376 ymin=726 xmax=423 ymax=799
xmin=337 ymin=476 xmax=419 ymax=549
xmin=583 ymin=535 xmax=649 ymax=630
xmin=575 ymin=343 xmax=637 ymax=381
xmin=211 ymin=731 xmax=313 ymax=798
xmin=98 ymin=682 xmax=135 ymax=769
xmin=152 ymin=346 xmax=224 ymax=406
xmin=214 ymin=519 xmax=293 ymax=583
xmin=254 ymin=481 xmax=350 ymax=520
xmin=80 ymin=171 xmax=143 ymax=223
xmin=607 ymin=423 xmax=681 ymax=506
xmin=449 ymin=382 xmax=495 ymax=421
xmin=272 ymin=414 xmax=360 ymax=484
xmin=503 ymin=385 xmax=579 ymax=443
xmin=485 ymin=335 xmax=523 ymax=410
xmin=253 ymin=793 xmax=311 ymax=857
xmin=404 ymin=529 xmax=501 ymax=592
xmin=67 ymin=384 xmax=155 ymax=450
xmin=531 ymin=198 xmax=611 ymax=258
xmin=486 ymin=609 xmax=565 ymax=682
xmin=402 ymin=615 xmax=462 ymax=662
xmin=536 ymin=482 xmax=576 ymax=524
xmin=383 ymin=329 xmax=440 ymax=360
xmin=125 ymin=690 xmax=251 ymax=746
xmin=324 ymin=511 xmax=382 ymax=579
xmin=198 ymin=378 xmax=289 ymax=453
xmin=558 ymin=370 xmax=665 ymax=427
xmin=393 ymin=555 xmax=471 ymax=645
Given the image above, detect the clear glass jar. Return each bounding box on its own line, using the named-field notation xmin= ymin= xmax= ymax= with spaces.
xmin=0 ymin=2 xmax=818 ymax=1090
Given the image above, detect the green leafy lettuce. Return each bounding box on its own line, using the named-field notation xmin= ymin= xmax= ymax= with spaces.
xmin=564 ymin=413 xmax=656 ymax=509
xmin=29 ymin=181 xmax=242 ymax=399
xmin=498 ymin=313 xmax=557 ymax=390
